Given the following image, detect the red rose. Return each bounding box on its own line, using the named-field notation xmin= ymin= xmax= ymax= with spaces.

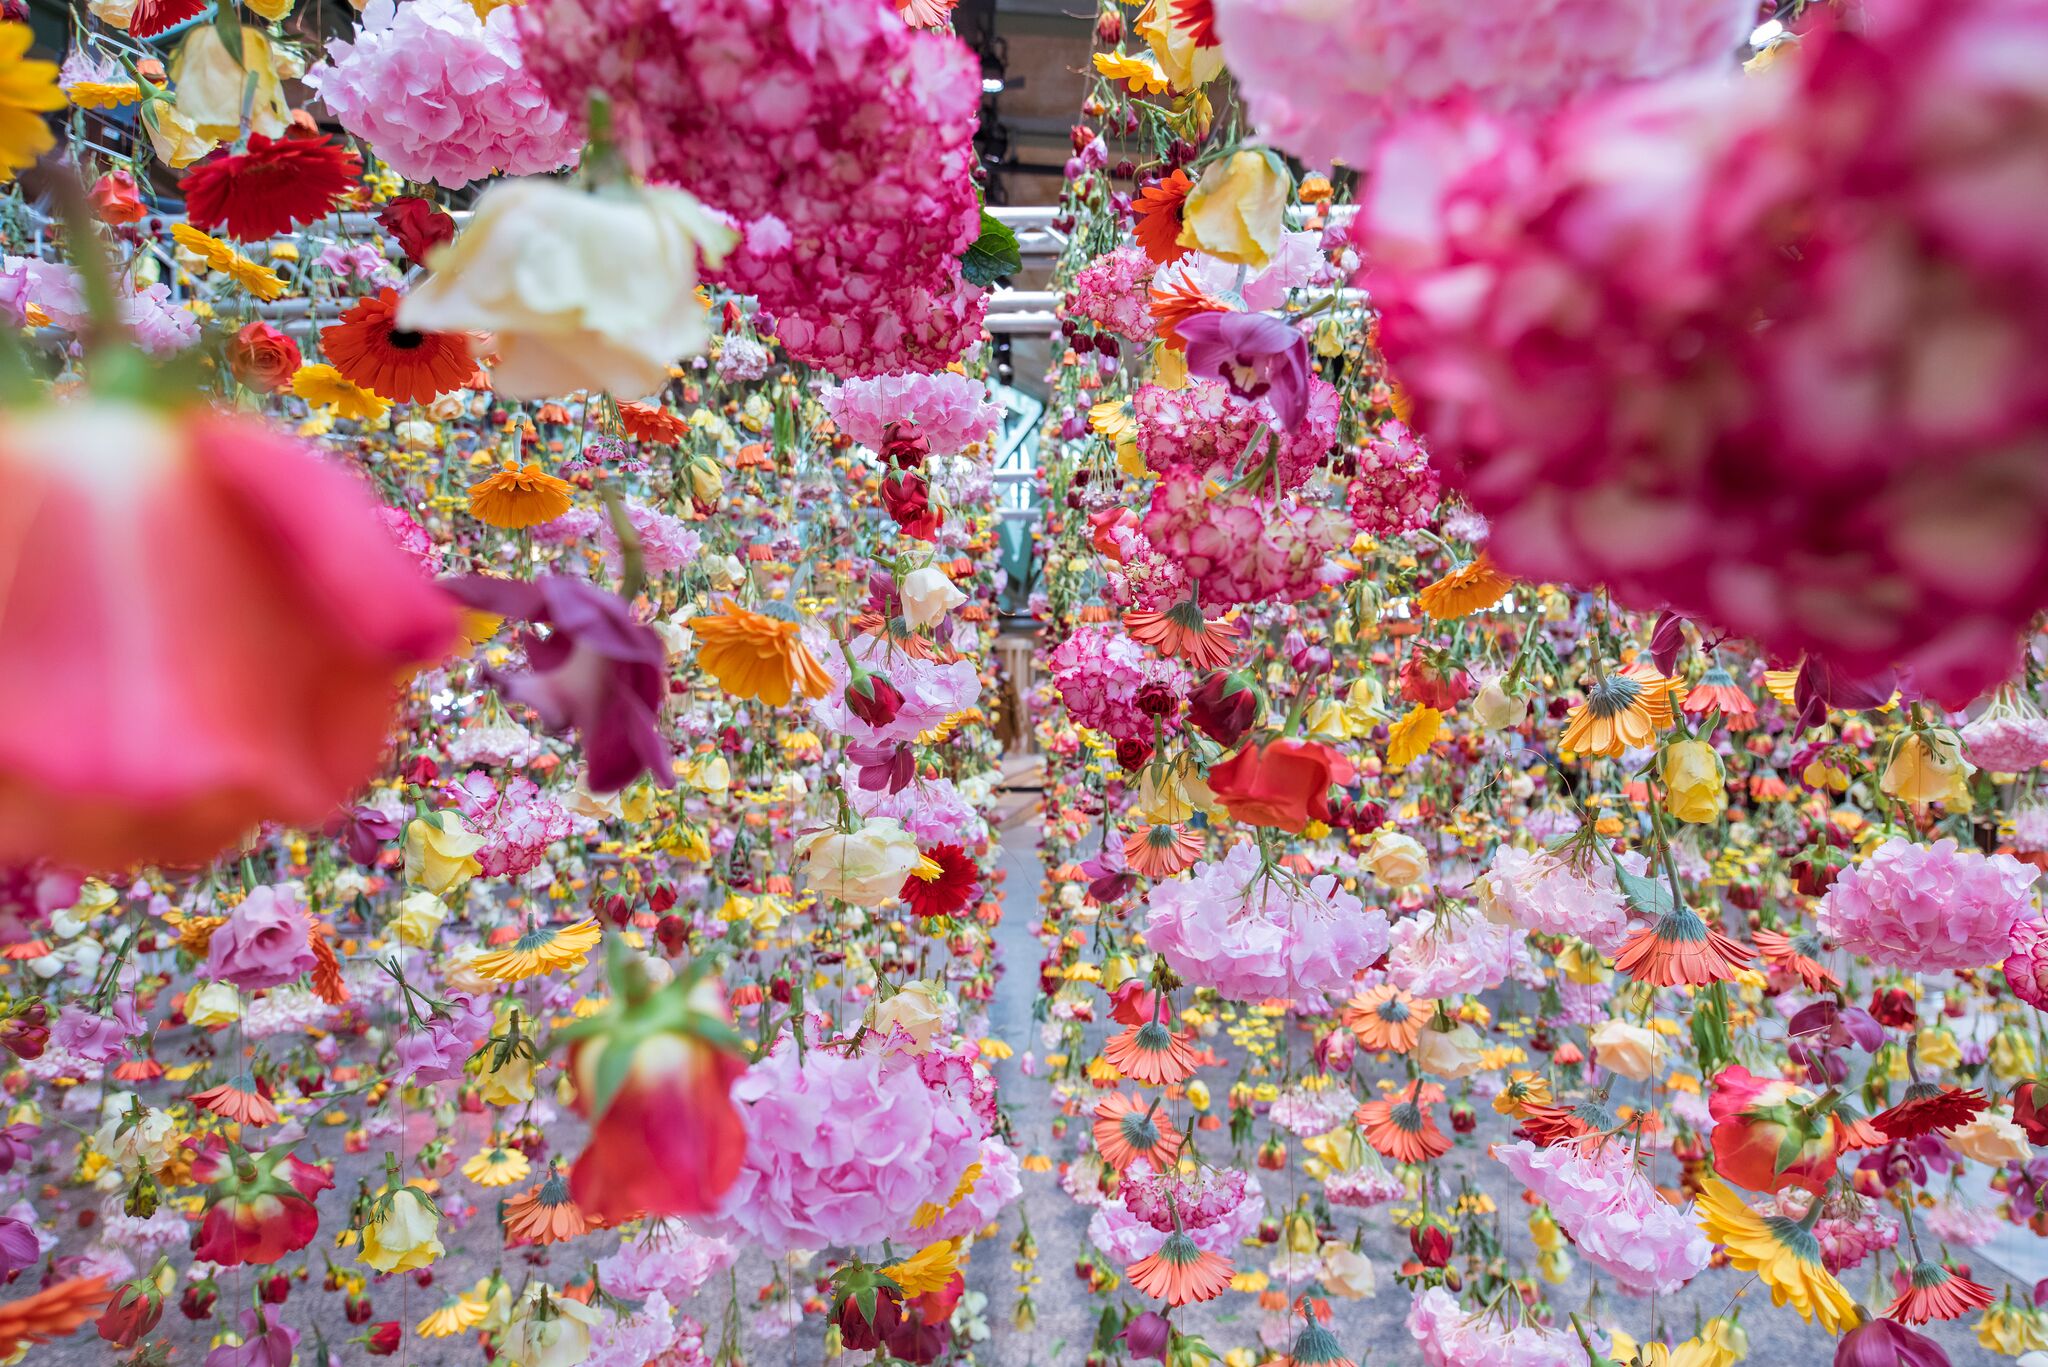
xmin=376 ymin=196 xmax=456 ymax=269
xmin=1206 ymin=737 xmax=1354 ymax=834
xmin=1186 ymin=671 xmax=1260 ymax=748
xmin=90 ymin=171 xmax=146 ymax=226
xmin=226 ymin=321 xmax=302 ymax=394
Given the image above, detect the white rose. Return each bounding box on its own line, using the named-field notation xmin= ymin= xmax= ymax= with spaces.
xmin=1590 ymin=1020 xmax=1667 ymax=1083
xmin=796 ymin=819 xmax=921 ymax=906
xmin=398 ymin=179 xmax=736 ymax=402
xmin=900 ymin=565 xmax=966 ymax=629
xmin=1318 ymin=1241 xmax=1376 ymax=1299
xmin=872 ymin=980 xmax=949 ymax=1050
xmin=700 ymin=551 xmax=747 ymax=591
xmin=1472 ymin=676 xmax=1528 ymax=729
xmin=1365 ymin=832 xmax=1430 ymax=888
xmin=1415 ymin=1022 xmax=1483 ymax=1079
xmin=1945 ymin=1110 xmax=2032 ymax=1166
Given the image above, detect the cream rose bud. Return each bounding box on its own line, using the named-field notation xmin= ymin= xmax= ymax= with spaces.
xmin=1944 ymin=1110 xmax=2033 ymax=1165
xmin=700 ymin=550 xmax=747 ymax=591
xmin=796 ymin=818 xmax=922 ymax=906
xmin=391 ymin=891 xmax=448 ymax=948
xmin=872 ymin=980 xmax=948 ymax=1049
xmin=900 ymin=565 xmax=966 ymax=629
xmin=1473 ymin=676 xmax=1528 ymax=729
xmin=1365 ymin=831 xmax=1430 ymax=888
xmin=1416 ymin=1022 xmax=1484 ymax=1079
xmin=1318 ymin=1241 xmax=1376 ymax=1299
xmin=497 ymin=1286 xmax=602 ymax=1367
xmin=397 ymin=178 xmax=736 ymax=403
xmin=1590 ymin=1020 xmax=1667 ymax=1082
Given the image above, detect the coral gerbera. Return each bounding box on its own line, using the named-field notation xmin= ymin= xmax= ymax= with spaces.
xmin=900 ymin=843 xmax=981 ymax=919
xmin=688 ymin=603 xmax=835 ymax=707
xmin=1560 ymin=663 xmax=1678 ymax=758
xmin=1341 ymin=986 xmax=1429 ymax=1053
xmin=0 ymin=1275 xmax=112 ymax=1356
xmin=462 ymin=1144 xmax=532 ymax=1188
xmin=1751 ymin=928 xmax=1839 ymax=993
xmin=1101 ymin=1019 xmax=1202 ymax=1086
xmin=1613 ymin=903 xmax=1754 ymax=987
xmin=1123 ymin=599 xmax=1242 ymax=671
xmin=1695 ymin=1178 xmax=1857 ymax=1333
xmin=1416 ymin=552 xmax=1512 ymax=620
xmin=1092 ymin=1092 xmax=1184 ymax=1172
xmin=191 ymin=1075 xmax=279 ymax=1126
xmin=1682 ymin=663 xmax=1758 ymax=731
xmin=292 ymin=363 xmax=391 ymax=422
xmin=1149 ymin=272 xmax=1232 ymax=350
xmin=0 ymin=25 xmax=62 ymax=181
xmin=322 ymin=288 xmax=475 ymax=404
xmin=1883 ymin=1262 xmax=1996 ymax=1325
xmin=501 ymin=1167 xmax=593 ymax=1246
xmin=1123 ymin=823 xmax=1205 ymax=878
xmin=468 ymin=460 xmax=575 ymax=528
xmin=1126 ymin=1231 xmax=1232 ymax=1306
xmin=472 ymin=918 xmax=602 ymax=982
xmin=1356 ymin=1087 xmax=1452 ymax=1164
xmin=1133 ymin=168 xmax=1194 ymax=264
xmin=617 ymin=401 xmax=690 ymax=446
xmin=181 ymin=132 xmax=363 ymax=242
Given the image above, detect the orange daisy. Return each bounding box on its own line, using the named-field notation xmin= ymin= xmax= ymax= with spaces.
xmin=1092 ymin=1093 xmax=1183 ymax=1172
xmin=1149 ymin=273 xmax=1231 ymax=350
xmin=307 ymin=915 xmax=349 ymax=1005
xmin=502 ymin=1167 xmax=596 ymax=1246
xmin=1752 ymin=928 xmax=1839 ymax=993
xmin=1341 ymin=986 xmax=1430 ymax=1054
xmin=1682 ymin=663 xmax=1758 ymax=732
xmin=321 ymin=287 xmax=474 ymax=404
xmin=1126 ymin=1232 xmax=1232 ymax=1306
xmin=112 ymin=1056 xmax=163 ymax=1083
xmin=1356 ymin=1085 xmax=1452 ymax=1164
xmin=1132 ymin=168 xmax=1194 ymax=265
xmin=687 ymin=603 xmax=835 ymax=707
xmin=1559 ymin=663 xmax=1679 ymax=757
xmin=0 ymin=1275 xmax=112 ymax=1356
xmin=191 ymin=1075 xmax=279 ymax=1126
xmin=469 ymin=460 xmax=575 ymax=528
xmin=1415 ymin=552 xmax=1512 ymax=621
xmin=1123 ymin=824 xmax=1205 ymax=878
xmin=1101 ymin=1020 xmax=1201 ymax=1086
xmin=1613 ymin=904 xmax=1753 ymax=987
xmin=1883 ymin=1263 xmax=1996 ymax=1324
xmin=1123 ymin=600 xmax=1242 ymax=670
xmin=617 ymin=401 xmax=689 ymax=446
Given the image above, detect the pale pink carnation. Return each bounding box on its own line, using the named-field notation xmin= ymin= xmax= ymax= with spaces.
xmin=1496 ymin=1138 xmax=1710 ymax=1296
xmin=1475 ymin=845 xmax=1646 ymax=955
xmin=1407 ymin=1285 xmax=1589 ymax=1367
xmin=1345 ymin=420 xmax=1441 ymax=538
xmin=1384 ymin=906 xmax=1525 ymax=998
xmin=819 ymin=372 xmax=1002 ymax=456
xmin=1140 ymin=475 xmax=1351 ymax=608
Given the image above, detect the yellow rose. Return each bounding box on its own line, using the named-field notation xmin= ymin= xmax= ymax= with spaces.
xmin=359 ymin=1187 xmax=443 ymax=1273
xmin=1136 ymin=0 xmax=1223 ymax=91
xmin=476 ymin=1055 xmax=535 ymax=1107
xmin=1317 ymin=1241 xmax=1375 ymax=1299
xmin=1880 ymin=729 xmax=1970 ymax=805
xmin=872 ymin=980 xmax=948 ymax=1050
xmin=1416 ymin=1022 xmax=1484 ymax=1080
xmin=245 ymin=0 xmax=293 ymax=18
xmin=1913 ymin=1025 xmax=1961 ymax=1072
xmin=1661 ymin=740 xmax=1726 ymax=824
xmin=403 ymin=814 xmax=486 ymax=896
xmin=169 ymin=27 xmax=288 ymax=143
xmin=391 ymin=891 xmax=448 ymax=949
xmin=187 ymin=982 xmax=241 ymax=1028
xmin=142 ymin=100 xmax=216 ymax=169
xmin=1365 ymin=832 xmax=1429 ymax=888
xmin=1177 ymin=150 xmax=1289 ymax=268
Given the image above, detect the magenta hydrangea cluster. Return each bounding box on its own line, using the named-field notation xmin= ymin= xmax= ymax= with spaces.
xmin=1140 ymin=475 xmax=1352 ymax=607
xmin=1210 ymin=0 xmax=1748 ymax=170
xmin=1070 ymin=246 xmax=1156 ymax=342
xmin=515 ymin=0 xmax=986 ymax=376
xmin=1495 ymin=1139 xmax=1711 ymax=1296
xmin=1818 ymin=835 xmax=2040 ymax=972
xmin=1356 ymin=0 xmax=2048 ymax=705
xmin=1047 ymin=623 xmax=1188 ymax=744
xmin=1134 ymin=377 xmax=1337 ymax=492
xmin=818 ymin=372 xmax=1002 ymax=455
xmin=1142 ymin=840 xmax=1389 ymax=1004
xmin=308 ymin=0 xmax=579 ymax=188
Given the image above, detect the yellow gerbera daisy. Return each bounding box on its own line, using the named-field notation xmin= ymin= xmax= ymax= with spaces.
xmin=460 ymin=1144 xmax=531 ymax=1188
xmin=1386 ymin=704 xmax=1442 ymax=769
xmin=880 ymin=1239 xmax=960 ymax=1297
xmin=0 ymin=25 xmax=60 ymax=181
xmin=1416 ymin=551 xmax=1513 ymax=620
xmin=1091 ymin=49 xmax=1170 ymax=96
xmin=415 ymin=1295 xmax=487 ymax=1338
xmin=66 ymin=80 xmax=140 ymax=109
xmin=1559 ymin=663 xmax=1680 ymax=758
xmin=292 ymin=363 xmax=391 ymax=423
xmin=1695 ymin=1178 xmax=1857 ymax=1334
xmin=471 ymin=918 xmax=603 ymax=983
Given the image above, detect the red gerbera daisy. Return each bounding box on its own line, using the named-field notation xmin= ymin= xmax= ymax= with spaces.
xmin=1132 ymin=169 xmax=1194 ymax=266
xmin=1883 ymin=1262 xmax=1996 ymax=1325
xmin=321 ymin=288 xmax=474 ymax=405
xmin=1172 ymin=0 xmax=1219 ymax=46
xmin=1873 ymin=1084 xmax=1987 ymax=1141
xmin=900 ymin=844 xmax=981 ymax=919
xmin=1613 ymin=904 xmax=1753 ymax=987
xmin=181 ymin=133 xmax=363 ymax=242
xmin=129 ymin=0 xmax=207 ymax=37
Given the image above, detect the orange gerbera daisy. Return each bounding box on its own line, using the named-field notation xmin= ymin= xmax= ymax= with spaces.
xmin=1560 ymin=663 xmax=1678 ymax=757
xmin=1682 ymin=663 xmax=1758 ymax=732
xmin=1517 ymin=1098 xmax=1620 ymax=1146
xmin=191 ymin=1075 xmax=278 ymax=1126
xmin=1341 ymin=986 xmax=1430 ymax=1054
xmin=1123 ymin=824 xmax=1205 ymax=878
xmin=1752 ymin=928 xmax=1839 ymax=993
xmin=1613 ymin=903 xmax=1753 ymax=987
xmin=688 ymin=604 xmax=834 ymax=707
xmin=1150 ymin=273 xmax=1231 ymax=350
xmin=502 ymin=1167 xmax=595 ymax=1245
xmin=112 ymin=1055 xmax=163 ymax=1083
xmin=321 ymin=287 xmax=474 ymax=404
xmin=307 ymin=915 xmax=349 ymax=1005
xmin=1415 ymin=552 xmax=1512 ymax=621
xmin=1092 ymin=1093 xmax=1183 ymax=1172
xmin=1126 ymin=1232 xmax=1232 ymax=1306
xmin=0 ymin=1275 xmax=112 ymax=1356
xmin=1101 ymin=1020 xmax=1201 ymax=1086
xmin=1133 ymin=168 xmax=1194 ymax=265
xmin=1123 ymin=600 xmax=1242 ymax=671
xmin=616 ymin=401 xmax=689 ymax=446
xmin=469 ymin=460 xmax=575 ymax=528
xmin=1882 ymin=1262 xmax=1995 ymax=1325
xmin=1356 ymin=1086 xmax=1452 ymax=1164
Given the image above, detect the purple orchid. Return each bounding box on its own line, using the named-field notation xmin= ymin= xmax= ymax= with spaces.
xmin=1176 ymin=310 xmax=1312 ymax=430
xmin=447 ymin=575 xmax=669 ymax=793
xmin=329 ymin=804 xmax=399 ymax=867
xmin=848 ymin=740 xmax=914 ymax=794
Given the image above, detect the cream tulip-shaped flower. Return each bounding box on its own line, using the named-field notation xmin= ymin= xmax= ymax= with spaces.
xmin=900 ymin=564 xmax=967 ymax=629
xmin=796 ymin=818 xmax=922 ymax=907
xmin=398 ymin=178 xmax=735 ymax=402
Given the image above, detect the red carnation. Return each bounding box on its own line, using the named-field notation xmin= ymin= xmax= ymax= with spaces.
xmin=128 ymin=0 xmax=206 ymax=37
xmin=181 ymin=133 xmax=363 ymax=242
xmin=901 ymin=844 xmax=981 ymax=919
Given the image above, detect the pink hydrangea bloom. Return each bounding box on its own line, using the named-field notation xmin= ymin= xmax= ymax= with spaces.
xmin=1134 ymin=377 xmax=1337 ymax=491
xmin=1355 ymin=0 xmax=2048 ymax=704
xmin=1142 ymin=841 xmax=1390 ymax=1004
xmin=1384 ymin=906 xmax=1525 ymax=998
xmin=205 ymin=884 xmax=316 ymax=992
xmin=1047 ymin=624 xmax=1187 ymax=744
xmin=308 ymin=0 xmax=579 ymax=187
xmin=1087 ymin=1160 xmax=1262 ymax=1261
xmin=515 ymin=0 xmax=986 ymax=376
xmin=1140 ymin=475 xmax=1352 ymax=608
xmin=1476 ymin=845 xmax=1646 ymax=955
xmin=0 ymin=256 xmax=196 ymax=356
xmin=1070 ymin=246 xmax=1156 ymax=341
xmin=818 ymin=372 xmax=1002 ymax=456
xmin=1496 ymin=1139 xmax=1711 ymax=1296
xmin=809 ymin=633 xmax=980 ymax=746
xmin=841 ymin=769 xmax=988 ymax=847
xmin=1407 ymin=1285 xmax=1589 ymax=1367
xmin=1325 ymin=1163 xmax=1405 ymax=1209
xmin=596 ymin=1230 xmax=736 ymax=1302
xmin=711 ymin=1039 xmax=985 ymax=1250
xmin=1344 ymin=420 xmax=1441 ymax=538
xmin=1818 ymin=835 xmax=2039 ymax=971
xmin=1211 ymin=0 xmax=1748 ymax=169
xmin=377 ymin=507 xmax=442 ymax=577
xmin=919 ymin=1135 xmax=1022 ymax=1242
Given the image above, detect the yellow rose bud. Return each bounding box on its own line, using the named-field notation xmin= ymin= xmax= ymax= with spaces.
xmin=1661 ymin=739 xmax=1726 ymax=824
xmin=403 ymin=814 xmax=486 ymax=896
xmin=1177 ymin=149 xmax=1289 ymax=267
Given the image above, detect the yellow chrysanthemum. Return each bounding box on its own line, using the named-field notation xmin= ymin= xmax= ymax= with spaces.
xmin=881 ymin=1240 xmax=960 ymax=1297
xmin=1695 ymin=1178 xmax=1856 ymax=1334
xmin=1386 ymin=704 xmax=1442 ymax=769
xmin=471 ymin=918 xmax=604 ymax=983
xmin=293 ymin=363 xmax=392 ymax=422
xmin=66 ymin=79 xmax=141 ymax=109
xmin=460 ymin=1145 xmax=531 ymax=1189
xmin=1416 ymin=551 xmax=1513 ymax=620
xmin=0 ymin=25 xmax=60 ymax=181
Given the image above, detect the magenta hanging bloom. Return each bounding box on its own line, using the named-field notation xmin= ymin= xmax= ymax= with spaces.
xmin=1173 ymin=311 xmax=1312 ymax=431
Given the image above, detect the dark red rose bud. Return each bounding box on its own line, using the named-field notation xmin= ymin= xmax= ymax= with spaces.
xmin=1115 ymin=736 xmax=1154 ymax=771
xmin=881 ymin=472 xmax=944 ymax=541
xmin=1134 ymin=681 xmax=1179 ymax=720
xmin=1411 ymin=1225 xmax=1453 ymax=1268
xmin=648 ymin=883 xmax=678 ymax=913
xmin=879 ymin=422 xmax=931 ymax=468
xmin=1186 ymin=671 xmax=1260 ymax=748
xmin=654 ymin=915 xmax=690 ymax=957
xmin=365 ymin=1321 xmax=403 ymax=1356
xmin=845 ymin=670 xmax=906 ymax=728
xmin=179 ymin=1283 xmax=217 ymax=1321
xmin=376 ymin=197 xmax=456 ymax=269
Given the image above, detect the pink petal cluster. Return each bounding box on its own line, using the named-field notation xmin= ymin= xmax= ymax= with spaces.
xmin=0 ymin=255 xmax=196 ymax=356
xmin=841 ymin=769 xmax=988 ymax=847
xmin=1140 ymin=474 xmax=1352 ymax=608
xmin=1121 ymin=1163 xmax=1253 ymax=1233
xmin=1210 ymin=0 xmax=1748 ymax=170
xmin=1818 ymin=835 xmax=2039 ymax=972
xmin=1070 ymin=246 xmax=1156 ymax=342
xmin=2003 ymin=919 xmax=2048 ymax=1009
xmin=1344 ymin=420 xmax=1441 ymax=539
xmin=809 ymin=633 xmax=980 ymax=746
xmin=1269 ymin=1083 xmax=1357 ymax=1137
xmin=1324 ymin=1164 xmax=1405 ymax=1209
xmin=1355 ymin=0 xmax=2048 ymax=704
xmin=447 ymin=773 xmax=575 ymax=878
xmin=539 ymin=501 xmax=702 ymax=576
xmin=1960 ymin=712 xmax=2048 ymax=773
xmin=1495 ymin=1139 xmax=1710 ymax=1296
xmin=205 ymin=884 xmax=316 ymax=992
xmin=819 ymin=372 xmax=1002 ymax=456
xmin=1476 ymin=845 xmax=1645 ymax=955
xmin=1142 ymin=840 xmax=1389 ymax=1004
xmin=710 ymin=1038 xmax=984 ymax=1250
xmin=308 ymin=0 xmax=579 ymax=188
xmin=515 ymin=0 xmax=987 ymax=376
xmin=1134 ymin=377 xmax=1337 ymax=492
xmin=1813 ymin=1206 xmax=1898 ymax=1274
xmin=377 ymin=507 xmax=442 ymax=578
xmin=918 ymin=1135 xmax=1022 ymax=1242
xmin=1087 ymin=1160 xmax=1262 ymax=1261
xmin=1384 ymin=907 xmax=1525 ymax=998
xmin=1047 ymin=624 xmax=1188 ymax=744
xmin=1406 ymin=1285 xmax=1589 ymax=1367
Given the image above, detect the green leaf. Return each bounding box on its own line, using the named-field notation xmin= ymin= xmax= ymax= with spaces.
xmin=213 ymin=1 xmax=246 ymax=71
xmin=959 ymin=210 xmax=1021 ymax=288
xmin=1613 ymin=861 xmax=1676 ymax=920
